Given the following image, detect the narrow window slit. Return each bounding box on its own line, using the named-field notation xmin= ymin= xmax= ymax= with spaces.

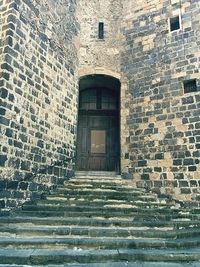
xmin=98 ymin=22 xmax=104 ymax=39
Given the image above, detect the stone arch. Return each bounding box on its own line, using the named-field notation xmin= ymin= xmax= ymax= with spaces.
xmin=78 ymin=67 xmax=121 ymax=80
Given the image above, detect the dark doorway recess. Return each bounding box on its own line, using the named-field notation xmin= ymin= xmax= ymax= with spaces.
xmin=77 ymin=75 xmax=120 ymax=171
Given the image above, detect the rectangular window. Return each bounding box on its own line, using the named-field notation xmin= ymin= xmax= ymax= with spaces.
xmin=101 ymin=89 xmax=117 ymax=110
xmin=183 ymin=79 xmax=197 ymax=94
xmin=170 ymin=16 xmax=180 ymax=32
xmin=98 ymin=22 xmax=104 ymax=39
xmin=80 ymin=89 xmax=97 ymax=110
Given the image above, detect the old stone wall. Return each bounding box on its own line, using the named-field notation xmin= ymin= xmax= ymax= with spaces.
xmin=0 ymin=0 xmax=79 ymax=210
xmin=77 ymin=0 xmax=122 ymax=73
xmin=1 ymin=0 xmax=200 ymax=210
xmin=121 ymin=0 xmax=200 ymax=201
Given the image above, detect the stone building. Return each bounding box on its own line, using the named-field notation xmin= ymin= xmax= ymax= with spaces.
xmin=0 ymin=0 xmax=200 ymax=210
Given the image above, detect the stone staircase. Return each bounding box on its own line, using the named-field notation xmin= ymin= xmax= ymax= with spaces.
xmin=0 ymin=172 xmax=200 ymax=266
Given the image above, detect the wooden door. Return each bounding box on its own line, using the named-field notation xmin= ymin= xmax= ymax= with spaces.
xmin=76 ymin=88 xmax=119 ymax=171
xmin=77 ymin=114 xmax=119 ymax=171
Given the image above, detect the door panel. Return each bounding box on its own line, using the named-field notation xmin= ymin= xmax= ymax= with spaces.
xmin=77 ymin=114 xmax=119 ymax=171
xmin=88 ymin=157 xmax=107 ymax=171
xmin=91 ymin=130 xmax=106 ymax=154
xmin=89 ymin=129 xmax=107 ymax=171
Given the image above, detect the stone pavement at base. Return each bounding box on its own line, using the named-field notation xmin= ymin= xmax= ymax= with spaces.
xmin=0 ymin=263 xmax=200 ymax=267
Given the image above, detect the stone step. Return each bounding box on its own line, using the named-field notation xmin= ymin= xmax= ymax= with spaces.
xmin=42 ymin=198 xmax=173 ymax=208
xmin=64 ymin=179 xmax=138 ymax=185
xmin=17 ymin=201 xmax=184 ymax=213
xmin=0 ymin=262 xmax=200 ymax=267
xmin=13 ymin=210 xmax=200 ymax=222
xmin=67 ymin=180 xmax=140 ymax=189
xmin=2 ymin=216 xmax=199 ymax=229
xmin=0 ymin=248 xmax=200 ymax=265
xmin=59 ymin=184 xmax=146 ymax=193
xmin=1 ymin=235 xmax=200 ymax=250
xmin=20 ymin=203 xmax=198 ymax=216
xmin=68 ymin=179 xmax=136 ymax=185
xmin=68 ymin=179 xmax=125 ymax=185
xmin=1 ymin=225 xmax=200 ymax=239
xmin=0 ymin=262 xmax=199 ymax=267
xmin=74 ymin=171 xmax=121 ymax=177
xmin=49 ymin=191 xmax=158 ymax=202
xmin=53 ymin=187 xmax=147 ymax=195
xmin=70 ymin=180 xmax=123 ymax=184
xmin=1 ymin=263 xmax=200 ymax=267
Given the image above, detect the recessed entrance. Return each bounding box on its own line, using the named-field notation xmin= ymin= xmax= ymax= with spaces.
xmin=76 ymin=75 xmax=120 ymax=171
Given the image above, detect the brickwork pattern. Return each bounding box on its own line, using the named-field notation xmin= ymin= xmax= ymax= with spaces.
xmin=0 ymin=0 xmax=79 ymax=210
xmin=121 ymin=0 xmax=200 ymax=200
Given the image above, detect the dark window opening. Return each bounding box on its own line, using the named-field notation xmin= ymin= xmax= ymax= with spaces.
xmin=170 ymin=16 xmax=180 ymax=31
xmin=183 ymin=79 xmax=197 ymax=93
xmin=79 ymin=88 xmax=118 ymax=111
xmin=80 ymin=88 xmax=97 ymax=110
xmin=98 ymin=22 xmax=104 ymax=39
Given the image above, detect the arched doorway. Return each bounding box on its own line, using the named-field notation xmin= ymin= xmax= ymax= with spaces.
xmin=76 ymin=74 xmax=120 ymax=172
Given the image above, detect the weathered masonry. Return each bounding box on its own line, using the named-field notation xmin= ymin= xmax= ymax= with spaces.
xmin=121 ymin=0 xmax=200 ymax=201
xmin=0 ymin=0 xmax=200 ymax=210
xmin=0 ymin=0 xmax=79 ymax=209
